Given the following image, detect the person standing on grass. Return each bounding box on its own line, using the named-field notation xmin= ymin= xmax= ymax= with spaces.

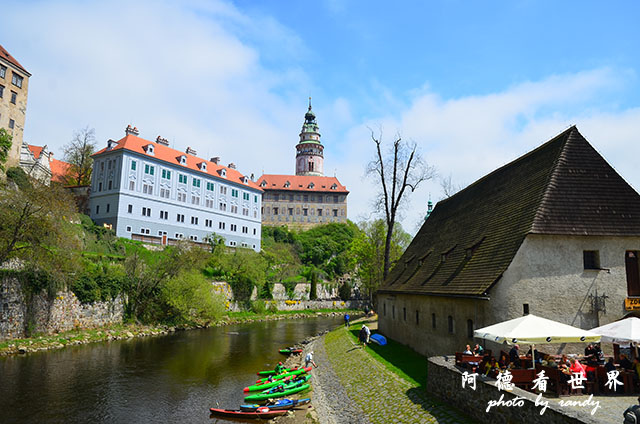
xmin=344 ymin=313 xmax=350 ymax=328
xmin=364 ymin=324 xmax=371 ymax=344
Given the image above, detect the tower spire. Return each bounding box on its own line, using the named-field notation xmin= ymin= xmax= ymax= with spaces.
xmin=296 ymin=98 xmax=324 ymax=176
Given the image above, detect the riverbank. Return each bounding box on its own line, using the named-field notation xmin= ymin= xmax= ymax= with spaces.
xmin=308 ymin=317 xmax=473 ymax=424
xmin=0 ymin=309 xmax=362 ymax=356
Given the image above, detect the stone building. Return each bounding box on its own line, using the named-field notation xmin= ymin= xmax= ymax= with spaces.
xmin=19 ymin=142 xmax=70 ymax=184
xmin=377 ymin=127 xmax=640 ymax=357
xmin=258 ymin=101 xmax=349 ymax=230
xmin=89 ymin=126 xmax=263 ymax=251
xmin=0 ymin=44 xmax=31 ymax=168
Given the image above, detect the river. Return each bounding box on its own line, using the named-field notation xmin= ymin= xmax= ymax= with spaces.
xmin=0 ymin=316 xmax=343 ymax=423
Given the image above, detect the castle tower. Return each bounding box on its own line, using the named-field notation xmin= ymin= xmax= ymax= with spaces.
xmin=295 ymin=98 xmax=324 ymax=176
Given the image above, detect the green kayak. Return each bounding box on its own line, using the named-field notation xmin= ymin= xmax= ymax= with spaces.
xmin=246 ymin=367 xmax=312 ymax=391
xmin=244 ymin=382 xmax=311 ymax=403
xmin=257 ymin=366 xmax=295 ymax=376
xmin=244 ymin=374 xmax=310 ymax=393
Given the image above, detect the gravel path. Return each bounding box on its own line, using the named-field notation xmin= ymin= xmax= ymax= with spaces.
xmin=308 ymin=335 xmax=371 ymax=424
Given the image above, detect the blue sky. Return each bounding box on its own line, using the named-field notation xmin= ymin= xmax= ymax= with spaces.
xmin=3 ymin=0 xmax=640 ymax=231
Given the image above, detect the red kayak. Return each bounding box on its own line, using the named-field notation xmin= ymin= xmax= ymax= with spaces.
xmin=209 ymin=406 xmax=287 ymax=419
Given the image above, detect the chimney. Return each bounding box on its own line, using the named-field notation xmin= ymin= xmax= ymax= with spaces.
xmin=186 ymin=146 xmax=197 ymax=156
xmin=250 ymin=173 xmax=254 ymax=181
xmin=228 ymin=163 xmax=236 ymax=169
xmin=155 ymin=136 xmax=169 ymax=146
xmin=125 ymin=125 xmax=139 ymax=136
xmin=210 ymin=157 xmax=220 ymax=164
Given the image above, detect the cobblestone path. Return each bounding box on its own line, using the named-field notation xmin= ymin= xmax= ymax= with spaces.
xmin=323 ymin=326 xmax=473 ymax=424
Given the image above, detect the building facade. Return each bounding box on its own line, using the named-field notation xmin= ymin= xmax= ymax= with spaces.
xmin=89 ymin=126 xmax=262 ymax=251
xmin=377 ymin=127 xmax=640 ymax=357
xmin=19 ymin=142 xmax=70 ymax=184
xmin=0 ymin=44 xmax=31 ymax=168
xmin=258 ymin=101 xmax=349 ymax=230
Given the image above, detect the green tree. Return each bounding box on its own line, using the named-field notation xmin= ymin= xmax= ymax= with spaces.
xmin=63 ymin=126 xmax=97 ymax=185
xmin=295 ymin=222 xmax=358 ymax=278
xmin=262 ymin=242 xmax=301 ymax=283
xmin=0 ymin=128 xmax=12 ymax=172
xmin=0 ymin=181 xmax=81 ymax=287
xmin=162 ymin=270 xmax=226 ymax=324
xmin=351 ymin=219 xmax=411 ymax=302
xmin=216 ymin=248 xmax=266 ymax=303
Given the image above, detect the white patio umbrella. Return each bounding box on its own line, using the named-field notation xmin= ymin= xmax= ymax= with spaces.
xmin=474 ymin=314 xmax=601 ymax=368
xmin=590 ymin=317 xmax=640 ymax=344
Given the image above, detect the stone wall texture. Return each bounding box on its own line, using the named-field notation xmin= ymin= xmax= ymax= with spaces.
xmin=0 ymin=274 xmax=123 ymax=340
xmin=427 ymin=356 xmax=600 ymax=424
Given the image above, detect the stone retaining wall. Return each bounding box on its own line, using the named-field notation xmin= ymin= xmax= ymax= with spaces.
xmin=426 ymin=356 xmax=600 ymax=424
xmin=212 ymin=281 xmax=340 ymax=302
xmin=0 ymin=274 xmax=123 ymax=340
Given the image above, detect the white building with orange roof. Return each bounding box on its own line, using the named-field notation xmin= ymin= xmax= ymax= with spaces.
xmin=19 ymin=142 xmax=70 ymax=184
xmin=258 ymin=101 xmax=349 ymax=229
xmin=88 ymin=125 xmax=262 ymax=251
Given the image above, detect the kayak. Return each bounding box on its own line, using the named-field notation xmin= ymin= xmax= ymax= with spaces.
xmin=244 ymin=374 xmax=310 ymax=393
xmin=248 ymin=367 xmax=312 ymax=390
xmin=279 ymin=348 xmax=303 ymax=355
xmin=209 ymin=406 xmax=287 ymax=419
xmin=240 ymin=398 xmax=311 ymax=412
xmin=257 ymin=366 xmax=296 ymax=376
xmin=370 ymin=334 xmax=387 ymax=346
xmin=244 ymin=381 xmax=311 ymax=403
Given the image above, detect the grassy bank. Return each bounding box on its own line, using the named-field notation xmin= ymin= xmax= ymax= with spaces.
xmin=0 ymin=309 xmax=362 ymax=356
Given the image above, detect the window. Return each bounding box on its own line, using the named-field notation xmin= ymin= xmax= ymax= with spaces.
xmin=143 ymin=183 xmax=153 ymax=195
xmin=243 ymin=192 xmax=250 ymax=201
xmin=8 ymin=119 xmax=15 ymax=129
xmin=206 ymin=199 xmax=214 ymax=208
xmin=273 ymin=207 xmax=278 ymax=215
xmin=523 ymin=304 xmax=530 ymax=315
xmin=0 ymin=84 xmax=3 ymax=98
xmin=98 ymin=182 xmax=102 ymax=191
xmin=108 ymin=180 xmax=112 ymax=190
xmin=334 ymin=195 xmax=339 ymax=203
xmin=303 ymin=195 xmax=309 ymax=202
xmin=627 ymin=251 xmax=640 ymax=296
xmin=144 ymin=164 xmax=155 ymax=175
xmin=0 ymin=65 xmax=5 ymax=78
xmin=190 ymin=216 xmax=198 ymax=225
xmin=220 ymin=186 xmax=227 ymax=195
xmin=219 ymin=202 xmax=226 ymax=211
xmin=175 ymin=233 xmax=184 ymax=239
xmin=193 ymin=178 xmax=201 ymax=188
xmin=207 ymin=182 xmax=215 ymax=191
xmin=416 ymin=310 xmax=419 ymax=325
xmin=106 ymin=204 xmax=110 ymax=213
xmin=10 ymin=91 xmax=16 ymax=104
xmin=432 ymin=313 xmax=436 ymax=329
xmin=243 ymin=207 xmax=249 ymax=216
xmin=160 ymin=211 xmax=169 ymax=220
xmin=162 ymin=169 xmax=171 ymax=179
xmin=219 ymin=222 xmax=225 ymax=230
xmin=254 ymin=195 xmax=258 ymax=203
xmin=303 ymin=208 xmax=308 ymax=216
xmin=191 ymin=195 xmax=200 ymax=205
xmin=11 ymin=73 xmax=23 ymax=88
xmin=231 ymin=189 xmax=238 ymax=197
xmin=583 ymin=250 xmax=600 ymax=270
xmin=126 ymin=226 xmax=132 ymax=232
xmin=253 ymin=228 xmax=256 ymax=235
xmin=383 ymin=303 xmax=386 ymax=316
xmin=317 ymin=209 xmax=322 ymax=216
xmin=95 ymin=205 xmax=100 ymax=214
xmin=205 ymin=219 xmax=213 ymax=227
xmin=231 ymin=224 xmax=237 ymax=232
xmin=178 ymin=174 xmax=187 ymax=184
xmin=242 ymin=226 xmax=248 ymax=233
xmin=131 ymin=160 xmax=137 ymax=171
xmin=128 ymin=204 xmax=133 ymax=213
xmin=142 ymin=207 xmax=151 ymax=217
xmin=288 ymin=208 xmax=293 ymax=216
xmin=231 ymin=205 xmax=238 ymax=213
xmin=129 ymin=181 xmax=135 ymax=191
xmin=392 ymin=305 xmax=395 ymax=319
xmin=160 ymin=188 xmax=170 ymax=198
xmin=176 ymin=213 xmax=185 ymax=223
xmin=189 ymin=235 xmax=198 ymax=241
xmin=178 ymin=192 xmax=186 ymax=202
xmin=448 ymin=315 xmax=454 ymax=334
xmin=333 ymin=209 xmax=338 ymax=217
xmin=403 ymin=307 xmax=406 ymax=322
xmin=140 ymin=228 xmax=150 ymax=235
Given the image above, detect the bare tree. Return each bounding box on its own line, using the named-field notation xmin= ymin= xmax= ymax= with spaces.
xmin=367 ymin=129 xmax=435 ymax=279
xmin=440 ymin=173 xmax=463 ymax=198
xmin=63 ymin=126 xmax=96 ymax=186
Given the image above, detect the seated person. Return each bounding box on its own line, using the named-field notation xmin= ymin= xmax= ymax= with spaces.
xmin=545 ymin=357 xmax=558 ymax=368
xmin=498 ymin=353 xmax=510 ymax=370
xmin=559 ymin=363 xmax=572 ymax=383
xmin=569 ymin=358 xmax=587 ymax=379
xmin=484 ymin=357 xmax=498 ymax=376
xmin=605 ymin=357 xmax=616 ymax=373
xmin=621 ymin=354 xmax=633 ymax=371
xmin=509 ymin=345 xmax=521 ymax=368
xmin=594 ymin=344 xmax=605 ymax=364
xmin=473 ymin=344 xmax=484 ymax=356
xmin=463 ymin=344 xmax=473 ymax=355
xmin=527 ymin=347 xmax=542 ymax=364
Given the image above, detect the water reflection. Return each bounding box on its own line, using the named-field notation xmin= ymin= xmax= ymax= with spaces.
xmin=0 ymin=317 xmax=341 ymax=424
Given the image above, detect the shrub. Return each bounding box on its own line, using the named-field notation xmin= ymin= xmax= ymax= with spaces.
xmin=309 ymin=271 xmax=318 ymax=300
xmin=6 ymin=166 xmax=31 ymax=190
xmin=338 ymin=281 xmax=351 ymax=301
xmin=251 ymin=299 xmax=267 ymax=314
xmin=268 ymin=301 xmax=278 ymax=313
xmin=162 ymin=271 xmax=226 ymax=324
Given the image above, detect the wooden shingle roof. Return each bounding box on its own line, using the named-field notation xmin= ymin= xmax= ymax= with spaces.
xmin=379 ymin=126 xmax=640 ymax=297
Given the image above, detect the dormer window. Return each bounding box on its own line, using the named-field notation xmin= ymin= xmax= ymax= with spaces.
xmin=331 ymin=183 xmax=338 ymax=190
xmin=107 ymin=139 xmax=117 ymax=150
xmin=308 ymin=182 xmax=315 ymax=189
xmin=242 ymin=176 xmax=249 ymax=184
xmin=199 ymin=162 xmax=207 ymax=172
xmin=284 ymin=181 xmax=290 ymax=188
xmin=218 ymin=168 xmax=227 ymax=178
xmin=179 ymin=155 xmax=187 ymax=165
xmin=144 ymin=144 xmax=155 ymax=156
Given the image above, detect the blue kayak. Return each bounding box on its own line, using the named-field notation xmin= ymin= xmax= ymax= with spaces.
xmin=370 ymin=334 xmax=387 ymax=346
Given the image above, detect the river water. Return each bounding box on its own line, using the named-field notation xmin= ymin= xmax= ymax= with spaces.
xmin=0 ymin=316 xmax=342 ymax=423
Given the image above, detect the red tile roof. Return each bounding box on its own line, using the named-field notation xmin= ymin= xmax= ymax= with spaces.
xmin=27 ymin=144 xmax=43 ymax=159
xmin=0 ymin=44 xmax=30 ymax=76
xmin=257 ymin=174 xmax=349 ymax=193
xmin=50 ymin=158 xmax=71 ymax=183
xmin=94 ymin=133 xmax=262 ymax=191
